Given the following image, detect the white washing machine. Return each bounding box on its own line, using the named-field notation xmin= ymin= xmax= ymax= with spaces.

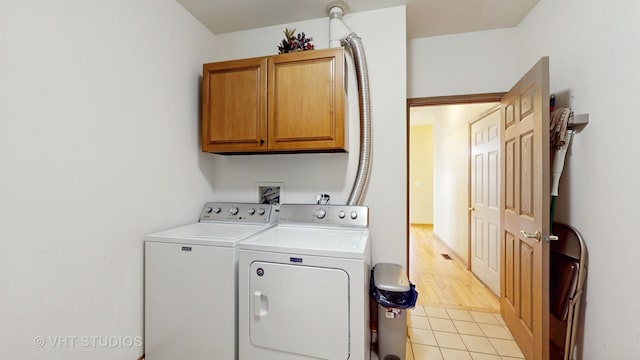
xmin=238 ymin=204 xmax=371 ymax=360
xmin=144 ymin=202 xmax=277 ymax=360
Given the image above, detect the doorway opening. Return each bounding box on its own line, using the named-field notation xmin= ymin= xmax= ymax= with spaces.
xmin=407 ymin=93 xmax=503 ymax=313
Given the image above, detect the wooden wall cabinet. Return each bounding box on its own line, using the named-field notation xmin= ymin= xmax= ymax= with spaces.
xmin=201 ymin=48 xmax=346 ymax=154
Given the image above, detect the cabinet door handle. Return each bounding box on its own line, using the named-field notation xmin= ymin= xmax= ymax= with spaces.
xmin=259 ymin=139 xmax=265 ymax=145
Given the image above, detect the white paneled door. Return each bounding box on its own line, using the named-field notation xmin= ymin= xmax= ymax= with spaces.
xmin=470 ymin=105 xmax=501 ymax=296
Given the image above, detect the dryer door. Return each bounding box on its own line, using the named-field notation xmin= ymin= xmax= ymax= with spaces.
xmin=249 ymin=261 xmax=350 ymax=359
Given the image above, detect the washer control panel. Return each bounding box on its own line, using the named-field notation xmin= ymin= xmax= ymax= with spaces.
xmin=278 ymin=204 xmax=368 ymax=228
xmin=199 ymin=202 xmax=274 ymax=224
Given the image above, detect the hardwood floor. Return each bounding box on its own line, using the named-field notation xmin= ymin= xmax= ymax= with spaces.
xmin=409 ymin=224 xmax=500 ymax=312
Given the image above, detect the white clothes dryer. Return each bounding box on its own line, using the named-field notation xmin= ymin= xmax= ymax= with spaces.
xmin=144 ymin=202 xmax=277 ymax=360
xmin=238 ymin=204 xmax=371 ymax=360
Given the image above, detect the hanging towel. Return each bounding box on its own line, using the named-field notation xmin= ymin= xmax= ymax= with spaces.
xmin=550 ymin=107 xmax=572 ymax=150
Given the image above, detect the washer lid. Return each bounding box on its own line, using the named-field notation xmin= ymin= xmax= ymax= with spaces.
xmin=145 ymin=222 xmax=274 ymax=247
xmin=238 ymin=226 xmax=369 ymax=259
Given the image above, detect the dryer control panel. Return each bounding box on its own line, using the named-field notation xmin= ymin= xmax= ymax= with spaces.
xmin=199 ymin=202 xmax=275 ymax=224
xmin=277 ymin=204 xmax=368 ymax=228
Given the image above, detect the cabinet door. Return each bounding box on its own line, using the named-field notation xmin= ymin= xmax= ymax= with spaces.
xmin=202 ymin=57 xmax=267 ymax=153
xmin=267 ymin=48 xmax=346 ymax=152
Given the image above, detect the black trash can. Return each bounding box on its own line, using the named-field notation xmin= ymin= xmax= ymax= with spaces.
xmin=370 ymin=263 xmax=418 ymax=360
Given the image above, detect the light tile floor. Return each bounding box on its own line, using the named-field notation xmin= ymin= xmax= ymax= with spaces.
xmin=405 ymin=305 xmax=525 ymax=360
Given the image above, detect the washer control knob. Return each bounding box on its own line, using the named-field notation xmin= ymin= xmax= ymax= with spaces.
xmin=350 ymin=211 xmax=358 ymax=220
xmin=247 ymin=208 xmax=256 ymax=215
xmin=338 ymin=211 xmax=346 ymax=219
xmin=257 ymin=208 xmax=266 ymax=216
xmin=204 ymin=207 xmax=213 ymax=214
xmin=315 ymin=209 xmax=327 ymax=219
xmin=212 ymin=207 xmax=221 ymax=214
xmin=228 ymin=207 xmax=239 ymax=215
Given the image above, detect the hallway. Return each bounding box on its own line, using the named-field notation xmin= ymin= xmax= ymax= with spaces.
xmin=409 ymin=224 xmax=499 ymax=312
xmin=405 ymin=224 xmax=525 ymax=359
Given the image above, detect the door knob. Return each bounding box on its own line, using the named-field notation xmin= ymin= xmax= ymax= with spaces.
xmin=520 ymin=230 xmax=541 ymax=242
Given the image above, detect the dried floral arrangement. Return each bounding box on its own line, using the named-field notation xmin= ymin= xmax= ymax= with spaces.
xmin=277 ymin=28 xmax=315 ymax=54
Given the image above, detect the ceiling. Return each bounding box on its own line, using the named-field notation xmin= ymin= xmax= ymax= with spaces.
xmin=176 ymin=0 xmax=540 ymax=39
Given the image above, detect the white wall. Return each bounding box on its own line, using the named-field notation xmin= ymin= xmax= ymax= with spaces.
xmin=432 ymin=108 xmax=472 ymax=261
xmin=517 ymin=0 xmax=640 ymax=357
xmin=410 ymin=125 xmax=434 ymax=224
xmin=0 ymin=1 xmax=216 ymax=358
xmin=212 ymin=6 xmax=408 ymax=267
xmin=408 ymin=28 xmax=518 ymax=98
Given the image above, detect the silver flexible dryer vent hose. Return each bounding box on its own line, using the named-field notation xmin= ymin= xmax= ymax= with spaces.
xmin=343 ymin=33 xmax=372 ymax=206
